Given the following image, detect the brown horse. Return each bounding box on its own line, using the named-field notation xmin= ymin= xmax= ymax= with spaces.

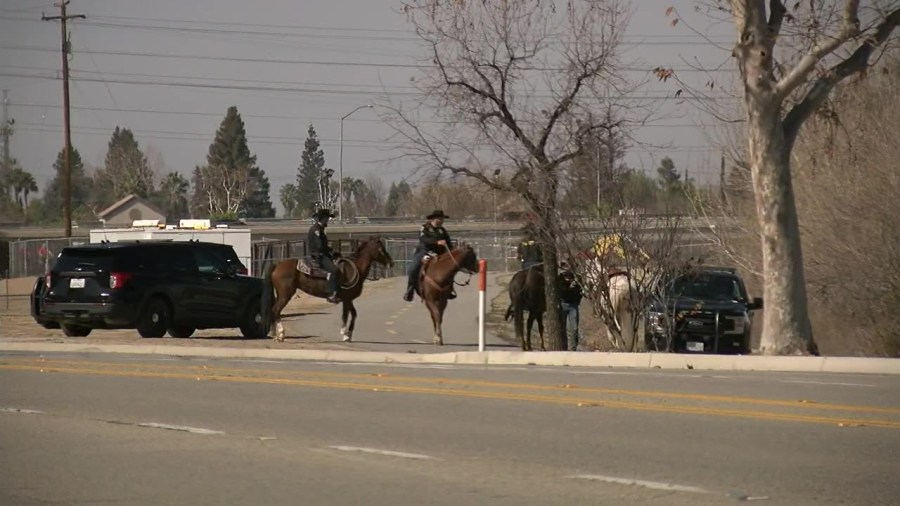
xmin=261 ymin=236 xmax=393 ymax=342
xmin=414 ymin=243 xmax=479 ymax=345
xmin=504 ymin=265 xmax=546 ymax=351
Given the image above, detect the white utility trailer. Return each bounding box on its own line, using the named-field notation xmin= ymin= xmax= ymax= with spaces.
xmin=89 ymin=220 xmax=253 ymax=275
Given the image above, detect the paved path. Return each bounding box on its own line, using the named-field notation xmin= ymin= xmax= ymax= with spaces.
xmin=280 ymin=272 xmax=519 ymax=353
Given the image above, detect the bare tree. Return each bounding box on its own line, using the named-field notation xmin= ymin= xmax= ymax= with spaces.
xmin=559 ymin=213 xmax=692 ymax=351
xmin=386 ymin=0 xmax=634 ymax=350
xmin=692 ymin=1 xmax=900 ymax=355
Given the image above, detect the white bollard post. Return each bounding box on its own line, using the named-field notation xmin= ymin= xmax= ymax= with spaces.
xmin=478 ymin=259 xmax=487 ymax=352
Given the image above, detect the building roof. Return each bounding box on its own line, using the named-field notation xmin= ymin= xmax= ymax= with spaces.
xmin=97 ymin=194 xmax=165 ymax=219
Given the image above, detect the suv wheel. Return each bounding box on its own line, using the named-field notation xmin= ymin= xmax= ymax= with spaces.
xmin=61 ymin=324 xmax=92 ymax=337
xmin=168 ymin=326 xmax=195 ymax=338
xmin=137 ymin=297 xmax=171 ymax=338
xmin=240 ymin=299 xmax=269 ymax=339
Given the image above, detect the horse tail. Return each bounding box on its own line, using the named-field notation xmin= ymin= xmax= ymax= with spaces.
xmin=260 ymin=262 xmax=275 ymax=332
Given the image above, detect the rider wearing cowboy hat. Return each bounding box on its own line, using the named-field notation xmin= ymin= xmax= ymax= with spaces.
xmin=308 ymin=208 xmax=341 ymax=304
xmin=403 ymin=209 xmax=456 ymax=302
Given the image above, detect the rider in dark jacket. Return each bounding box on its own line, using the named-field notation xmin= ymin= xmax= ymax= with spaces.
xmin=403 ymin=209 xmax=455 ymax=302
xmin=308 ymin=208 xmax=341 ymax=303
xmin=517 ymin=224 xmax=543 ymax=270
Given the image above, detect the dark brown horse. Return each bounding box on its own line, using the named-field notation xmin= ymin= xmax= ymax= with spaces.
xmin=261 ymin=236 xmax=393 ymax=342
xmin=414 ymin=243 xmax=479 ymax=345
xmin=504 ymin=265 xmax=546 ymax=351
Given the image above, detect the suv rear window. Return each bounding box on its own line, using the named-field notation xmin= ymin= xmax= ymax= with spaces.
xmin=54 ymin=248 xmax=118 ymax=272
xmin=669 ymin=273 xmax=747 ymax=302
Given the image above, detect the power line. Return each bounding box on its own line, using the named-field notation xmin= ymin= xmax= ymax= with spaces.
xmin=0 ymin=14 xmax=733 ymax=45
xmin=0 ymin=71 xmax=739 ymax=102
xmin=9 ymin=101 xmax=736 ymax=128
xmin=0 ymin=44 xmax=736 ymax=73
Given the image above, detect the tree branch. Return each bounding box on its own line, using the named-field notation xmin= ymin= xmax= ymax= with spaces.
xmin=783 ymin=7 xmax=900 ymax=150
xmin=775 ymin=0 xmax=862 ymax=99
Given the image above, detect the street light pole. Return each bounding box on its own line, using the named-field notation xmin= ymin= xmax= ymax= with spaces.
xmin=339 ymin=104 xmax=373 ymax=223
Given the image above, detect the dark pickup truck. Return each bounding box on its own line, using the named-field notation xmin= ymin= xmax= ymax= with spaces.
xmin=644 ymin=267 xmax=763 ymax=355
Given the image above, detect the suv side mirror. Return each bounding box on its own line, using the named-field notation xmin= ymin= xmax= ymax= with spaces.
xmin=748 ymin=297 xmax=763 ymax=310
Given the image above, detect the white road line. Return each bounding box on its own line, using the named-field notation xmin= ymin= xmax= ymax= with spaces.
xmin=326 ymin=445 xmax=439 ymax=460
xmin=137 ymin=423 xmax=224 ymax=435
xmin=571 ymin=474 xmax=716 ymax=495
xmin=387 ymin=329 xmax=398 ymax=335
xmin=781 ymin=380 xmax=875 ymax=388
xmin=411 ymin=339 xmax=428 ymax=344
xmin=0 ymin=407 xmax=45 ymax=414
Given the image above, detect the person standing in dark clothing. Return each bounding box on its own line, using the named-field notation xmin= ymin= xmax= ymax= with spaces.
xmin=403 ymin=209 xmax=455 ymax=302
xmin=308 ymin=208 xmax=341 ymax=304
xmin=558 ymin=260 xmax=583 ymax=351
xmin=516 ymin=225 xmax=543 ymax=270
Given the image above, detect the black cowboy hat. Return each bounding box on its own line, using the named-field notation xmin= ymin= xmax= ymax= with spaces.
xmin=426 ymin=209 xmax=449 ymax=220
xmin=313 ymin=208 xmax=336 ymax=220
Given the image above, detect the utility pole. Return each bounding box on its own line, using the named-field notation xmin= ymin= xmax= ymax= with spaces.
xmin=42 ymin=1 xmax=85 ymax=238
xmin=1 ymin=90 xmax=10 ymax=170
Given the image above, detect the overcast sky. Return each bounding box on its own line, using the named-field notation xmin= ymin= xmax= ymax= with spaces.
xmin=0 ymin=0 xmax=736 ymax=214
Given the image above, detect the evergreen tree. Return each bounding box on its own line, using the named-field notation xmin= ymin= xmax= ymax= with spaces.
xmin=192 ymin=106 xmax=265 ymax=219
xmin=656 ymin=157 xmax=682 ymax=192
xmin=244 ymin=166 xmax=276 ymax=218
xmin=42 ymin=146 xmax=92 ymax=223
xmin=384 ymin=181 xmax=413 ymax=216
xmin=94 ymin=127 xmax=154 ymax=210
xmin=296 ymin=124 xmax=325 ymax=216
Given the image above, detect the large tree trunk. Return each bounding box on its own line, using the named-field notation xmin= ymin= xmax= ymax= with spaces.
xmin=747 ymin=104 xmax=818 ymax=356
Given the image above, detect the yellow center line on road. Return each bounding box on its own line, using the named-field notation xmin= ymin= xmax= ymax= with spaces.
xmin=2 ymin=362 xmax=900 ymax=430
xmin=3 ymin=357 xmax=898 ymax=416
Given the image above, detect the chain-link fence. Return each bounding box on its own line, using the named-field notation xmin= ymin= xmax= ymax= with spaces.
xmin=249 ymin=233 xmax=521 ymax=281
xmin=5 ymin=238 xmax=87 ymax=279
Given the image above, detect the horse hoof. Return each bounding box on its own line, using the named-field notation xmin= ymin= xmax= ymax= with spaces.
xmin=342 ymin=334 xmax=352 ymax=343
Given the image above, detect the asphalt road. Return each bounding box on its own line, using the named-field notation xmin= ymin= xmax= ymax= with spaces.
xmin=2 ymin=352 xmax=899 ymax=505
xmin=281 ymin=272 xmax=521 ymax=352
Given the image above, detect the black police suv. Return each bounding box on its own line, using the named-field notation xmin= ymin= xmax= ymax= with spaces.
xmin=644 ymin=267 xmax=763 ymax=354
xmin=30 ymin=241 xmax=269 ymax=339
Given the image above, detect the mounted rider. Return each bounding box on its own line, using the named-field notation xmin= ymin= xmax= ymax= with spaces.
xmin=516 ymin=222 xmax=543 ymax=270
xmin=403 ymin=209 xmax=456 ymax=302
xmin=308 ymin=208 xmax=341 ymax=304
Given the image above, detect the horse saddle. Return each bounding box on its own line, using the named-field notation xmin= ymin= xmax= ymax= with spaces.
xmin=297 ymin=257 xmax=332 ymax=280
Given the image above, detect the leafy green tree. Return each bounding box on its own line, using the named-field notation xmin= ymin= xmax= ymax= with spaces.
xmin=192 ymin=106 xmax=264 ymax=218
xmin=93 ymin=127 xmax=154 ymax=210
xmin=279 ymin=183 xmax=299 ymax=217
xmin=296 ymin=125 xmax=326 ymax=216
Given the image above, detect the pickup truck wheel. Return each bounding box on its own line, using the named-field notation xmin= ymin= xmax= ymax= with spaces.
xmin=61 ymin=324 xmax=91 ymax=337
xmin=137 ymin=297 xmax=170 ymax=338
xmin=239 ymin=299 xmax=269 ymax=339
xmin=168 ymin=326 xmax=195 ymax=338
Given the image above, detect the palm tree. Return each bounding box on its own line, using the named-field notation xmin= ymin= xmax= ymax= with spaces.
xmin=156 ymin=171 xmax=190 ymax=221
xmin=20 ymin=171 xmax=37 ymax=210
xmin=279 ymin=183 xmax=299 ymax=217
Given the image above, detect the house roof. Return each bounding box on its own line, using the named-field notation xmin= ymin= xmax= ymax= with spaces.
xmin=97 ymin=194 xmax=165 ymax=219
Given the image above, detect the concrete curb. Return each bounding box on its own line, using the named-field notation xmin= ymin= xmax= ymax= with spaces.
xmin=2 ymin=341 xmax=899 ymax=375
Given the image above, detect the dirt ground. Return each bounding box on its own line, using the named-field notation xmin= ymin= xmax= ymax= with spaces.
xmin=488 ymin=273 xmax=615 ymax=352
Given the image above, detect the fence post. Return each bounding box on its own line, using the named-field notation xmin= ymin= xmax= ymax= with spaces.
xmin=478 ymin=259 xmax=487 ymax=352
